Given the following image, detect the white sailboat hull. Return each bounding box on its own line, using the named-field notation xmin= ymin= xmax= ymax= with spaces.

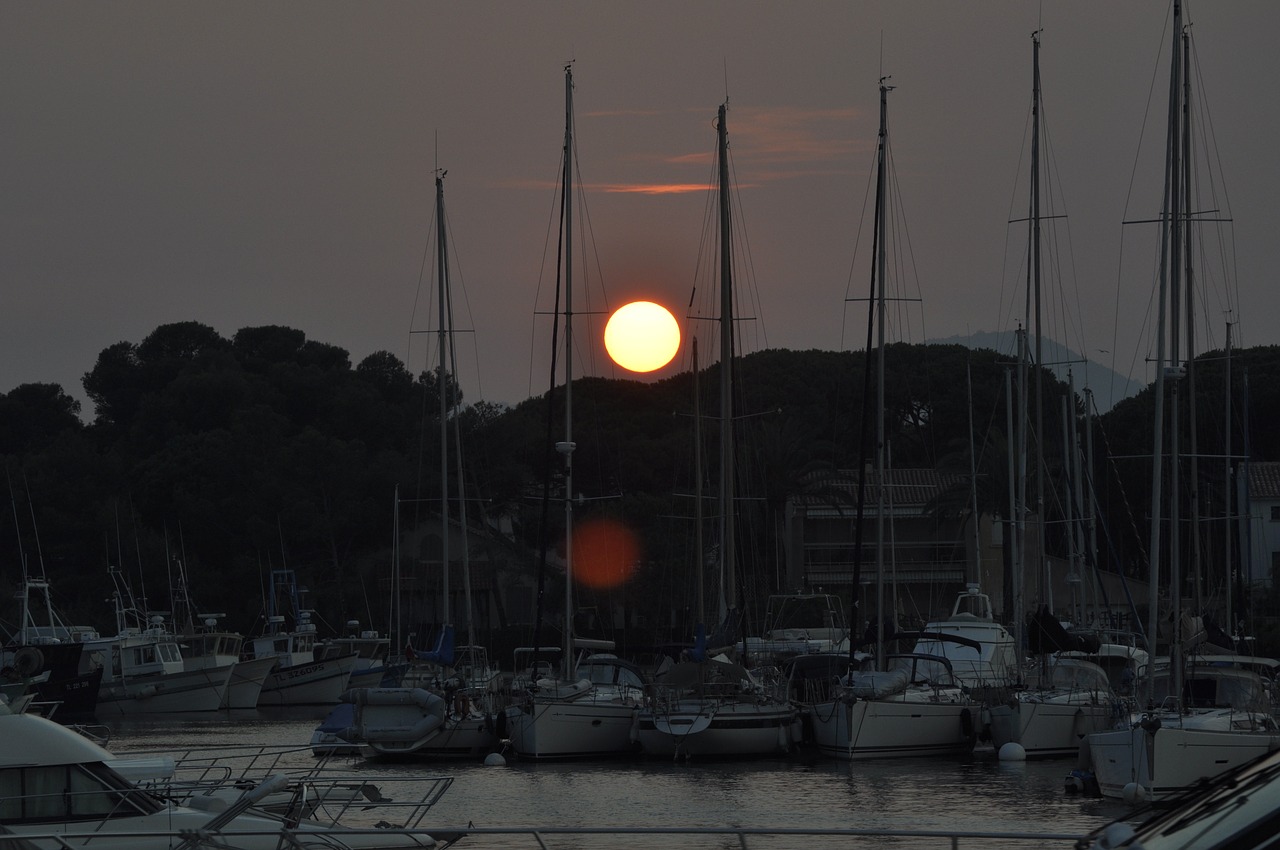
xmin=503 ymin=695 xmax=639 ymax=760
xmin=807 ymin=697 xmax=976 ymax=760
xmin=637 ymin=697 xmax=798 ymax=758
xmin=988 ymin=698 xmax=1120 ymax=759
xmin=1087 ymin=720 xmax=1280 ymax=801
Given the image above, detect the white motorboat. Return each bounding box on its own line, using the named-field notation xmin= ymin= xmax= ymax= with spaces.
xmin=0 ymin=701 xmax=442 ymax=848
xmin=743 ymin=593 xmax=850 ymax=667
xmin=910 ymin=585 xmax=1018 ymax=691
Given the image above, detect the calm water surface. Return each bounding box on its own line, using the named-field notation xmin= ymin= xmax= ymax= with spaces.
xmin=101 ymin=708 xmax=1135 ymax=847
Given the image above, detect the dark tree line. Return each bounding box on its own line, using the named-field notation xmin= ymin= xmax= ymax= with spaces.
xmin=3 ymin=322 xmax=1280 ymax=648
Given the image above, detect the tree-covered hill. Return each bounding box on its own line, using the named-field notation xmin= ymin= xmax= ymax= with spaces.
xmin=4 ymin=322 xmax=1280 ymax=646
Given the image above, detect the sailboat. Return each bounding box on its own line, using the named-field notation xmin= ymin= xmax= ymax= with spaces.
xmin=985 ymin=31 xmax=1122 ymax=758
xmin=342 ymin=170 xmax=505 ymax=759
xmin=1083 ymin=0 xmax=1280 ymax=802
xmin=501 ymin=65 xmax=646 ymax=760
xmin=799 ymin=79 xmax=978 ymax=761
xmin=634 ymin=99 xmax=800 ymax=760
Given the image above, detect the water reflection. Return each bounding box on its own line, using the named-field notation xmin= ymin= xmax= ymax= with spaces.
xmin=104 ymin=710 xmax=1131 ymax=842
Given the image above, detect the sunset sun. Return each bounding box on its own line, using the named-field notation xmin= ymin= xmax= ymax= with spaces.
xmin=604 ymin=301 xmax=681 ymax=373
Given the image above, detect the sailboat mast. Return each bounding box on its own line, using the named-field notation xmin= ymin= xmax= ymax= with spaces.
xmin=874 ymin=79 xmax=889 ymax=665
xmin=1181 ymin=27 xmax=1203 ymax=615
xmin=716 ymin=102 xmax=735 ymax=621
xmin=1224 ymin=322 xmax=1233 ymax=631
xmin=693 ymin=337 xmax=706 ymax=627
xmin=1145 ymin=0 xmax=1182 ymax=705
xmin=1030 ymin=30 xmax=1048 ymax=610
xmin=435 ymin=172 xmax=451 ymax=627
xmin=561 ymin=65 xmax=577 ymax=677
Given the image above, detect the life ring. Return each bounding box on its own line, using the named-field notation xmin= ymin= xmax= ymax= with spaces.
xmin=13 ymin=647 xmax=44 ymax=678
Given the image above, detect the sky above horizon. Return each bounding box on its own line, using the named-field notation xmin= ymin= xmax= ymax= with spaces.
xmin=4 ymin=1 xmax=1275 ymax=420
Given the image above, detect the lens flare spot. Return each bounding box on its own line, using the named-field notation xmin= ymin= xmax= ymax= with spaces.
xmin=571 ymin=518 xmax=640 ymax=589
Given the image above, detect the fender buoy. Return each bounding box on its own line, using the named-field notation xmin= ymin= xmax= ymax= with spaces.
xmin=13 ymin=647 xmax=44 ymax=678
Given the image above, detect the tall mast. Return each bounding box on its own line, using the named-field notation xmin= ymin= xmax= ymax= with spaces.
xmin=716 ymin=102 xmax=735 ymax=622
xmin=560 ymin=64 xmax=577 ymax=677
xmin=1030 ymin=30 xmax=1047 ymax=611
xmin=435 ymin=173 xmax=477 ymax=650
xmin=1182 ymin=27 xmax=1202 ymax=616
xmin=1224 ymin=322 xmax=1233 ymax=631
xmin=693 ymin=337 xmax=705 ymax=628
xmin=435 ymin=172 xmax=451 ymax=627
xmin=1145 ymin=0 xmax=1182 ymax=706
xmin=874 ymin=78 xmax=890 ymax=666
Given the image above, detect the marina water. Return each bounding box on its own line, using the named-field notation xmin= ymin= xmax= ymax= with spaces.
xmin=100 ymin=707 xmax=1135 ymax=847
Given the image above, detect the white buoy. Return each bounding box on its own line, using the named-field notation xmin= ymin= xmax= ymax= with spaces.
xmin=998 ymin=742 xmax=1027 ymax=761
xmin=483 ymin=752 xmax=507 ymax=767
xmin=1122 ymin=782 xmax=1146 ymax=805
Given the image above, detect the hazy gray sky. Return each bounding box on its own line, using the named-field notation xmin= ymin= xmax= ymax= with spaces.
xmin=4 ymin=1 xmax=1274 ymax=417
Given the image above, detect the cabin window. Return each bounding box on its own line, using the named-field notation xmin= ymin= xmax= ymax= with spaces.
xmin=0 ymin=764 xmax=155 ymax=822
xmin=1270 ymin=505 xmax=1280 ymax=521
xmin=158 ymin=643 xmax=181 ymax=664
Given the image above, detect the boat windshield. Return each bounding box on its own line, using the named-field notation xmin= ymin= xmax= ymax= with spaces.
xmin=1100 ymin=754 xmax=1280 ymax=849
xmin=0 ymin=761 xmax=164 ymax=823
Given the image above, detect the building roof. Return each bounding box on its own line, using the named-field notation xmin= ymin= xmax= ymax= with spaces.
xmin=1249 ymin=462 xmax=1280 ymax=500
xmin=793 ymin=468 xmax=964 ymax=509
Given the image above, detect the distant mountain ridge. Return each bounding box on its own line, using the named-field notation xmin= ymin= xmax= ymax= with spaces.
xmin=929 ymin=330 xmax=1146 ymax=413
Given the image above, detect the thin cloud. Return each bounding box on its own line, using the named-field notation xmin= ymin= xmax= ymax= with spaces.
xmin=598 ymin=183 xmax=708 ymax=195
xmin=727 ymin=106 xmax=863 ymax=165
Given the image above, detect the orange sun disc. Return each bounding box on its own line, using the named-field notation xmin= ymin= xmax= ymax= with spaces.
xmin=604 ymin=301 xmax=680 ymax=373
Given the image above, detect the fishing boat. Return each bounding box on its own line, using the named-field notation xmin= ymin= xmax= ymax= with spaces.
xmin=250 ymin=570 xmax=357 ymax=706
xmin=5 ymin=576 xmax=109 ymax=719
xmin=168 ymin=562 xmax=275 ymax=709
xmin=76 ymin=569 xmax=234 ymax=716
